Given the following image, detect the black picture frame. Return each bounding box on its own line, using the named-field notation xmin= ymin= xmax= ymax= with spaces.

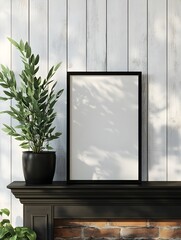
xmin=67 ymin=71 xmax=142 ymax=184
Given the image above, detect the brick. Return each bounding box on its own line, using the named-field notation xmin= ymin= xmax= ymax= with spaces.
xmin=54 ymin=227 xmax=81 ymax=238
xmin=80 ymin=221 xmax=107 ymax=227
xmin=54 ymin=238 xmax=82 ymax=240
xmin=84 ymin=239 xmax=122 ymax=240
xmin=149 ymin=219 xmax=181 ymax=227
xmin=84 ymin=227 xmax=120 ymax=238
xmin=160 ymin=228 xmax=181 ymax=239
xmin=75 ymin=220 xmax=107 ymax=227
xmin=109 ymin=219 xmax=148 ymax=227
xmin=55 ymin=219 xmax=82 ymax=227
xmin=54 ymin=219 xmax=108 ymax=227
xmin=121 ymin=227 xmax=159 ymax=238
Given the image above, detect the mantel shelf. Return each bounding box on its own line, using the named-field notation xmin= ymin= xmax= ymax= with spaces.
xmin=7 ymin=181 xmax=181 ymax=203
xmin=7 ymin=181 xmax=181 ymax=240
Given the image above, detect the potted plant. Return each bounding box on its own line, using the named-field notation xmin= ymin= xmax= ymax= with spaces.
xmin=0 ymin=38 xmax=63 ymax=184
xmin=0 ymin=208 xmax=36 ymax=239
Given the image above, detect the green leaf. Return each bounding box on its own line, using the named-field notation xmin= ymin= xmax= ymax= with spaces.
xmin=54 ymin=62 xmax=61 ymax=71
xmin=48 ymin=135 xmax=59 ymax=141
xmin=40 ymin=89 xmax=48 ymax=98
xmin=0 ymin=72 xmax=3 ymax=79
xmin=0 ymin=96 xmax=9 ymax=101
xmin=2 ymin=124 xmax=19 ymax=137
xmin=50 ymin=82 xmax=57 ymax=91
xmin=19 ymin=142 xmax=30 ymax=149
xmin=1 ymin=219 xmax=10 ymax=225
xmin=34 ymin=66 xmax=39 ymax=75
xmin=0 ymin=208 xmax=10 ymax=217
xmin=47 ymin=66 xmax=54 ymax=80
xmin=3 ymin=90 xmax=12 ymax=98
xmin=8 ymin=37 xmax=19 ymax=48
xmin=38 ymin=95 xmax=47 ymax=104
xmin=9 ymin=235 xmax=17 ymax=240
xmin=30 ymin=54 xmax=35 ymax=64
xmin=55 ymin=132 xmax=62 ymax=137
xmin=0 ymin=228 xmax=10 ymax=238
xmin=46 ymin=79 xmax=54 ymax=86
xmin=46 ymin=145 xmax=53 ymax=150
xmin=47 ymin=108 xmax=53 ymax=116
xmin=26 ymin=229 xmax=37 ymax=240
xmin=1 ymin=110 xmax=16 ymax=118
xmin=15 ymin=124 xmax=24 ymax=129
xmin=19 ymin=40 xmax=24 ymax=51
xmin=1 ymin=64 xmax=9 ymax=74
xmin=2 ymin=125 xmax=11 ymax=133
xmin=47 ymin=127 xmax=55 ymax=134
xmin=3 ymin=223 xmax=15 ymax=235
xmin=25 ymin=42 xmax=31 ymax=58
xmin=56 ymin=89 xmax=64 ymax=98
xmin=34 ymin=55 xmax=39 ymax=65
xmin=0 ymin=83 xmax=9 ymax=88
xmin=15 ymin=136 xmax=25 ymax=141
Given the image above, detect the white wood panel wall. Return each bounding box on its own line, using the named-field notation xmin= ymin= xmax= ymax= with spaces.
xmin=148 ymin=0 xmax=167 ymax=181
xmin=168 ymin=0 xmax=181 ymax=180
xmin=129 ymin=0 xmax=148 ymax=180
xmin=11 ymin=0 xmax=28 ymax=225
xmin=0 ymin=0 xmax=11 ymax=219
xmin=0 ymin=0 xmax=181 ymax=225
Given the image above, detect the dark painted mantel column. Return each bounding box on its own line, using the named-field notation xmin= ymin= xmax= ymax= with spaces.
xmin=7 ymin=181 xmax=181 ymax=240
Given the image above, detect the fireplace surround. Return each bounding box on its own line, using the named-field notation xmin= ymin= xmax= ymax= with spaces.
xmin=8 ymin=181 xmax=181 ymax=240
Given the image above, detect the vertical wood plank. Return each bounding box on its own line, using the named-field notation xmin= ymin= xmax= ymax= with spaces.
xmin=68 ymin=0 xmax=86 ymax=71
xmin=168 ymin=0 xmax=181 ymax=180
xmin=107 ymin=0 xmax=127 ymax=71
xmin=129 ymin=0 xmax=147 ymax=72
xmin=129 ymin=0 xmax=148 ymax=180
xmin=0 ymin=0 xmax=11 ymax=211
xmin=11 ymin=0 xmax=29 ymax=225
xmin=148 ymin=0 xmax=167 ymax=180
xmin=49 ymin=0 xmax=67 ymax=180
xmin=87 ymin=0 xmax=106 ymax=71
xmin=30 ymin=0 xmax=48 ymax=77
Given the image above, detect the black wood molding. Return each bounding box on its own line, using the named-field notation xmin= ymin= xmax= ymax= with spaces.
xmin=7 ymin=181 xmax=181 ymax=240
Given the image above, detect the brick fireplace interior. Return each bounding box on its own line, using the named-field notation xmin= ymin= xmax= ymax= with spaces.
xmin=8 ymin=181 xmax=181 ymax=240
xmin=54 ymin=218 xmax=181 ymax=239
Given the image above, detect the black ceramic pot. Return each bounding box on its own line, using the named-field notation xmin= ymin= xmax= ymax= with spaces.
xmin=22 ymin=151 xmax=56 ymax=185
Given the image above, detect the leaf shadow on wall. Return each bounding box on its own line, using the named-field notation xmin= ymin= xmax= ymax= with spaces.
xmin=149 ymin=123 xmax=181 ymax=180
xmin=70 ymin=75 xmax=139 ymax=181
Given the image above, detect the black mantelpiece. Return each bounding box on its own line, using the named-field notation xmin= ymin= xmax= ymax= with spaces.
xmin=7 ymin=181 xmax=181 ymax=240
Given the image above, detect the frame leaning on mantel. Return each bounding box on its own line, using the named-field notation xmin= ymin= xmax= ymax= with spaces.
xmin=67 ymin=71 xmax=142 ymax=183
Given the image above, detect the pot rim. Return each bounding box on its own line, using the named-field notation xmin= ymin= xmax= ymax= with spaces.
xmin=22 ymin=151 xmax=56 ymax=154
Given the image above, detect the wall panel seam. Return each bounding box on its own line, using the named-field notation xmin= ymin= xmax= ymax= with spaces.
xmin=28 ymin=0 xmax=30 ymax=43
xmin=106 ymin=0 xmax=107 ymax=71
xmin=166 ymin=0 xmax=168 ymax=181
xmin=10 ymin=0 xmax=13 ymax=218
xmin=65 ymin=0 xmax=68 ymax=180
xmin=127 ymin=0 xmax=129 ymax=71
xmin=47 ymin=0 xmax=49 ymax=73
xmin=66 ymin=0 xmax=68 ymax=71
xmin=10 ymin=0 xmax=12 ymax=183
xmin=86 ymin=0 xmax=87 ymax=71
xmin=146 ymin=0 xmax=148 ymax=180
